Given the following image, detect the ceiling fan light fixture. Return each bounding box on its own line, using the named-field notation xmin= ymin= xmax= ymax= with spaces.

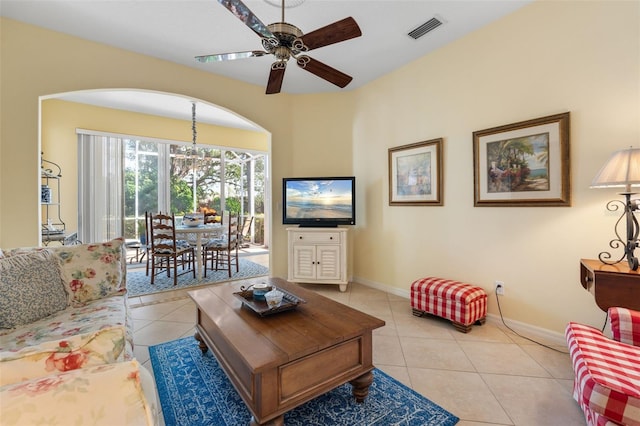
xmin=274 ymin=46 xmax=291 ymax=61
xmin=267 ymin=22 xmax=303 ymax=40
xmin=204 ymin=0 xmax=361 ymax=94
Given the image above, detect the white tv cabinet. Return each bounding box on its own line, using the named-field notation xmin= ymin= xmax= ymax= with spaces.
xmin=287 ymin=227 xmax=348 ymax=292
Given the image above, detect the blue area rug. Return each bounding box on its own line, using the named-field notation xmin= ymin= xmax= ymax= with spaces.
xmin=150 ymin=337 xmax=459 ymax=426
xmin=126 ymin=258 xmax=268 ymax=297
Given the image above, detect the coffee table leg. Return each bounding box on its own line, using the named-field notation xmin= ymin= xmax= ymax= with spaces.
xmin=194 ymin=331 xmax=208 ymax=354
xmin=249 ymin=415 xmax=284 ymax=426
xmin=350 ymin=371 xmax=374 ymax=403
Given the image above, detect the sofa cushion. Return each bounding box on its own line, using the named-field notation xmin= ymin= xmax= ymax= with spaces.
xmin=53 ymin=238 xmax=126 ymax=306
xmin=0 ymin=360 xmax=156 ymax=426
xmin=0 ymin=295 xmax=132 ymax=386
xmin=609 ymin=307 xmax=640 ymax=346
xmin=0 ymin=251 xmax=68 ymax=329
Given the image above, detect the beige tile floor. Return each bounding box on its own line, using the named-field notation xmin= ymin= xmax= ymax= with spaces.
xmin=129 ymin=252 xmax=586 ymax=426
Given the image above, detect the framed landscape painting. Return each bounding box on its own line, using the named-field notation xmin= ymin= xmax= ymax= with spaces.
xmin=473 ymin=112 xmax=570 ymax=207
xmin=389 ymin=138 xmax=443 ymax=206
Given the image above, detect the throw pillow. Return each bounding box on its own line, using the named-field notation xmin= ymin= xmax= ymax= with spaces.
xmin=0 ymin=250 xmax=69 ymax=329
xmin=54 ymin=238 xmax=126 ymax=306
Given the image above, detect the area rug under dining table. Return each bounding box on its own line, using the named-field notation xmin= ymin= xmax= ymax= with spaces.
xmin=126 ymin=258 xmax=269 ymax=297
xmin=150 ymin=337 xmax=459 ymax=426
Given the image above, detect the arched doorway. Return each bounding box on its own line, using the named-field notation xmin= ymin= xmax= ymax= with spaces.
xmin=39 ymin=89 xmax=271 ymax=268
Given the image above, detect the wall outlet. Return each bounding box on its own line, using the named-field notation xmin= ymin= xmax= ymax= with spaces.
xmin=495 ymin=281 xmax=505 ymax=295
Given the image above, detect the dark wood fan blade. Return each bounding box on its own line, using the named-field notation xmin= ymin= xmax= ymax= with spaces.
xmin=298 ymin=17 xmax=361 ymax=51
xmin=217 ymin=0 xmax=275 ymax=40
xmin=296 ymin=55 xmax=353 ymax=88
xmin=266 ymin=62 xmax=286 ymax=95
xmin=195 ymin=50 xmax=267 ymax=62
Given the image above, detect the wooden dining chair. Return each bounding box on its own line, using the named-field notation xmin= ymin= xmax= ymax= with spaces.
xmin=203 ymin=213 xmax=239 ymax=278
xmin=239 ymin=216 xmax=254 ymax=249
xmin=143 ymin=211 xmax=152 ymax=276
xmin=149 ymin=212 xmax=195 ymax=286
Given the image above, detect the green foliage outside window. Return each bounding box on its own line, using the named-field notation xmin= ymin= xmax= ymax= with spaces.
xmin=124 ymin=139 xmax=266 ymax=243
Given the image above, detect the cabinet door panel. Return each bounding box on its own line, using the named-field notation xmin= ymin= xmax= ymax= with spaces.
xmin=316 ymin=246 xmax=341 ymax=281
xmin=292 ymin=245 xmax=316 ymax=280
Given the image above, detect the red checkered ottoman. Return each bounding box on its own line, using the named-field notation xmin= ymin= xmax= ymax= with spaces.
xmin=410 ymin=277 xmax=487 ymax=333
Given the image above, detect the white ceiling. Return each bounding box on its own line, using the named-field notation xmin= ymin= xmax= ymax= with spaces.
xmin=2 ymin=0 xmax=532 ymax=128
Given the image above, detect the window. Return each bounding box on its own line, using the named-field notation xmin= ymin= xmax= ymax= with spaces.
xmin=79 ymin=131 xmax=268 ymax=245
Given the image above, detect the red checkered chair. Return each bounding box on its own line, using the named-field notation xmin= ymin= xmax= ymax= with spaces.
xmin=565 ymin=307 xmax=640 ymax=426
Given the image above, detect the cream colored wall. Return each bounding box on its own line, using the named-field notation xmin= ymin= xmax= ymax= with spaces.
xmin=0 ymin=17 xmax=294 ymax=278
xmin=285 ymin=93 xmax=357 ymax=277
xmin=288 ymin=93 xmax=355 ymax=176
xmin=352 ymin=0 xmax=639 ymax=333
xmin=41 ymin=98 xmax=269 ymax=233
xmin=2 ymin=0 xmax=639 ymax=336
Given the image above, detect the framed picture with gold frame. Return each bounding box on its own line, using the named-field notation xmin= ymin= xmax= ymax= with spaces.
xmin=473 ymin=112 xmax=571 ymax=207
xmin=388 ymin=138 xmax=443 ymax=206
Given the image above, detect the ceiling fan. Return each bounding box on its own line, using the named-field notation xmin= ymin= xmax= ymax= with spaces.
xmin=196 ymin=0 xmax=362 ymax=94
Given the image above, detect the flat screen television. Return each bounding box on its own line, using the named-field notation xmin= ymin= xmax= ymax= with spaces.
xmin=283 ymin=176 xmax=356 ymax=227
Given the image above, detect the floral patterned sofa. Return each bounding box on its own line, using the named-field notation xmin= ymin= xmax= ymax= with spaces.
xmin=0 ymin=238 xmax=158 ymax=425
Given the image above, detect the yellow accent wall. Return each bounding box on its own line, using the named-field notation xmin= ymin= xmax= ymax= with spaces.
xmin=0 ymin=16 xmax=297 ymax=281
xmin=2 ymin=0 xmax=639 ymax=336
xmin=41 ymin=98 xmax=268 ymax=233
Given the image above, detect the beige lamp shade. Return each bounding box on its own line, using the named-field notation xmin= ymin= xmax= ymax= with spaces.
xmin=591 ymin=147 xmax=640 ymax=192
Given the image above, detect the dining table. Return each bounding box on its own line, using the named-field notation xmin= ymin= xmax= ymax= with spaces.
xmin=175 ymin=223 xmax=223 ymax=279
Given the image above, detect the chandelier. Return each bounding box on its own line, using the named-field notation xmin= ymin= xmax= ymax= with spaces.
xmin=191 ymin=102 xmax=199 ymax=212
xmin=191 ymin=102 xmax=198 ymax=156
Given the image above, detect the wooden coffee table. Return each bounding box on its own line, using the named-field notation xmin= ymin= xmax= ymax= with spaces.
xmin=189 ymin=277 xmax=385 ymax=426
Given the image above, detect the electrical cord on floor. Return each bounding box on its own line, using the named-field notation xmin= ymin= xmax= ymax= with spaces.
xmin=494 ymin=292 xmax=569 ymax=354
xmin=601 ymin=313 xmax=609 ymax=333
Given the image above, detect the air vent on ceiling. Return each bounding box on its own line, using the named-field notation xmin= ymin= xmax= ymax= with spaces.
xmin=408 ymin=17 xmax=443 ymax=40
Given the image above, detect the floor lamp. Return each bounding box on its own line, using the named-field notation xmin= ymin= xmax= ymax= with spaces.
xmin=591 ymin=147 xmax=640 ymax=270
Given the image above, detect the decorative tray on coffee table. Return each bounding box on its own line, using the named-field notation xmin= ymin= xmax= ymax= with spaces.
xmin=233 ymin=285 xmax=306 ymax=317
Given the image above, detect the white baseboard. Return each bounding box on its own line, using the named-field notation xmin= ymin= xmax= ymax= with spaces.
xmin=352 ymin=275 xmax=567 ymax=347
xmin=484 ymin=314 xmax=567 ymax=347
xmin=354 ymin=275 xmax=411 ymax=299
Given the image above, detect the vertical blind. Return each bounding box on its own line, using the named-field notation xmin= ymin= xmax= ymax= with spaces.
xmin=77 ymin=133 xmax=124 ymax=243
xmin=76 ymin=129 xmax=268 ymax=246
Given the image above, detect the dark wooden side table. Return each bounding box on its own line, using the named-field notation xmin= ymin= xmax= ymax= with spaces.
xmin=580 ymin=258 xmax=640 ymax=311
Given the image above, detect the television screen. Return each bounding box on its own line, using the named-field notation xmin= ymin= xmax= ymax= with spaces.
xmin=283 ymin=177 xmax=356 ymax=227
